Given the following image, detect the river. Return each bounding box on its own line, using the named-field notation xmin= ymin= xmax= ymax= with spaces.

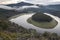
xmin=10 ymin=13 xmax=60 ymax=35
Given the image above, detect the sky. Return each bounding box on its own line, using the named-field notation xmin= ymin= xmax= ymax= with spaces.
xmin=0 ymin=0 xmax=60 ymax=5
xmin=0 ymin=0 xmax=24 ymax=4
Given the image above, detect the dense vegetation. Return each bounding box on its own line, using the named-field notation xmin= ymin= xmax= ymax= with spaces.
xmin=32 ymin=12 xmax=52 ymax=22
xmin=0 ymin=19 xmax=9 ymax=30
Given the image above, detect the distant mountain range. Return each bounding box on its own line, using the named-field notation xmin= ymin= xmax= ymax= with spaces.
xmin=2 ymin=2 xmax=60 ymax=12
xmin=6 ymin=2 xmax=34 ymax=7
xmin=0 ymin=2 xmax=60 ymax=13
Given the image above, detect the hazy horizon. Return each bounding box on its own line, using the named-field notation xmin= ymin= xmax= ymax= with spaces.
xmin=0 ymin=0 xmax=60 ymax=5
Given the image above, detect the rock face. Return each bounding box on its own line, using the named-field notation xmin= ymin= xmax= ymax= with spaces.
xmin=32 ymin=12 xmax=52 ymax=22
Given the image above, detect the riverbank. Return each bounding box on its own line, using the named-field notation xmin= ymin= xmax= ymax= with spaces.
xmin=8 ymin=13 xmax=34 ymax=20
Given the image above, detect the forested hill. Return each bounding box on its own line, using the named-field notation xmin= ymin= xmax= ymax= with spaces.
xmin=0 ymin=8 xmax=20 ymax=19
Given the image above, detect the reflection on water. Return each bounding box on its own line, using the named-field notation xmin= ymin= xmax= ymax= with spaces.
xmin=10 ymin=13 xmax=60 ymax=35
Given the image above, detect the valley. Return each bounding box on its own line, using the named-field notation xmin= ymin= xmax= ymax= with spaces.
xmin=0 ymin=1 xmax=60 ymax=40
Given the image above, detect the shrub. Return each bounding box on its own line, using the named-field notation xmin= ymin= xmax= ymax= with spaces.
xmin=0 ymin=19 xmax=9 ymax=30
